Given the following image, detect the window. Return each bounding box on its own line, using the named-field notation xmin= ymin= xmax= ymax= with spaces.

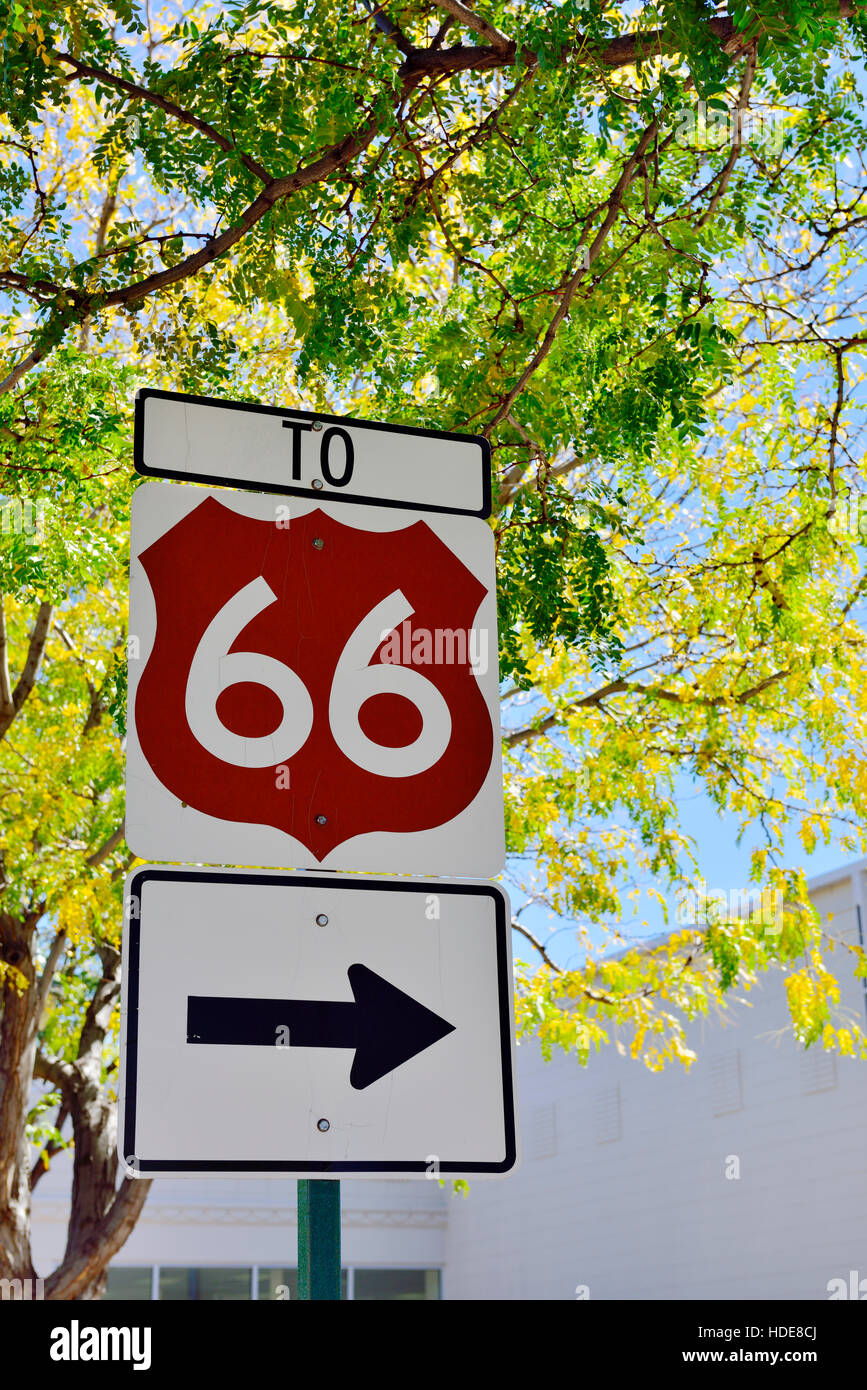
xmin=593 ymin=1085 xmax=622 ymax=1144
xmin=353 ymin=1269 xmax=441 ymax=1301
xmin=158 ymin=1267 xmax=252 ymax=1300
xmin=255 ymin=1269 xmax=348 ymax=1300
xmin=257 ymin=1267 xmax=299 ymax=1301
xmin=710 ymin=1051 xmax=743 ymax=1116
xmin=104 ymin=1267 xmax=153 ymax=1301
xmin=531 ymin=1103 xmax=557 ymax=1160
xmin=800 ymin=1049 xmax=837 ymax=1095
xmin=104 ymin=1265 xmax=439 ymax=1300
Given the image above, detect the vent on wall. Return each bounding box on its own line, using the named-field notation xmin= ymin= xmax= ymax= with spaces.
xmin=710 ymin=1051 xmax=743 ymax=1116
xmin=800 ymin=1049 xmax=837 ymax=1095
xmin=593 ymin=1085 xmax=622 ymax=1144
xmin=531 ymin=1103 xmax=557 ymax=1160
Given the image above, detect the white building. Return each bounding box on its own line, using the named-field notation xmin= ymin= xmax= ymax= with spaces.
xmin=29 ymin=859 xmax=867 ymax=1300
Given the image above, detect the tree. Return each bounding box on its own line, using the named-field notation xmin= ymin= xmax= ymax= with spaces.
xmin=1 ymin=0 xmax=867 ymax=1296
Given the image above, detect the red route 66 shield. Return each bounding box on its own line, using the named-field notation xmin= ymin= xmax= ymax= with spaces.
xmin=125 ymin=482 xmax=505 ymax=876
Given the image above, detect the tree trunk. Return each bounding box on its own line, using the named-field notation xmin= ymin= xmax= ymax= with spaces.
xmin=2 ymin=920 xmax=153 ymax=1299
xmin=58 ymin=1071 xmax=127 ymax=1298
xmin=0 ymin=912 xmax=38 ymax=1283
xmin=38 ymin=946 xmax=153 ymax=1300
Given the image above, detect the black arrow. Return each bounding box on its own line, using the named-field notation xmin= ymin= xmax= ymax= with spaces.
xmin=186 ymin=964 xmax=455 ymax=1090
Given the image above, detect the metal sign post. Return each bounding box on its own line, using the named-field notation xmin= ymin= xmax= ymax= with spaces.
xmin=297 ymin=1180 xmax=341 ymax=1301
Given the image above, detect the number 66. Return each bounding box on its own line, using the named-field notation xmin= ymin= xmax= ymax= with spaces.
xmin=184 ymin=578 xmax=452 ymax=778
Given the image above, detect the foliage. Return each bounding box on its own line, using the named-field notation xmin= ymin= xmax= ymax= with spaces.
xmin=497 ymin=479 xmax=629 ymax=687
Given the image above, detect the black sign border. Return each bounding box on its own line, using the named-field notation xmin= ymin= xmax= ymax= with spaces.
xmin=133 ymin=388 xmax=492 ymax=519
xmin=121 ymin=867 xmax=517 ymax=1175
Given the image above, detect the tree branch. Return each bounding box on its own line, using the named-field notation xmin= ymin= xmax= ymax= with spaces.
xmin=697 ymin=45 xmax=758 ymax=229
xmin=432 ymin=1 xmax=512 ymax=52
xmin=50 ymin=50 xmax=272 ymax=183
xmin=361 ymin=1 xmax=416 ymax=58
xmin=101 ymin=106 xmax=388 ymax=308
xmin=37 ymin=931 xmax=67 ymax=1015
xmin=487 ymin=110 xmax=664 ymax=430
xmin=0 ymin=74 xmax=398 ymax=396
xmin=0 ymin=596 xmax=13 ymax=718
xmin=76 ymin=946 xmax=121 ymax=1076
xmin=506 ymin=679 xmax=630 ymax=747
xmin=400 ymin=4 xmax=857 ymax=80
xmin=30 ymin=1099 xmax=69 ymax=1191
xmin=505 ymin=670 xmax=791 ymax=748
xmin=33 ymin=1051 xmax=80 ymax=1095
xmin=44 ymin=1176 xmax=152 ymax=1301
xmin=0 ymin=346 xmax=47 ymax=397
xmin=512 ymin=919 xmax=562 ymax=971
xmin=0 ymin=602 xmax=53 ymax=741
xmin=85 ymin=823 xmax=125 ymax=870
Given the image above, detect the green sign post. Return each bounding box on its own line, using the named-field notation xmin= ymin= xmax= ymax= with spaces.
xmin=297 ymin=1180 xmax=341 ymax=1300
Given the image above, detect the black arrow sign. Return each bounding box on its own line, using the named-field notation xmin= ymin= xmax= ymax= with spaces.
xmin=187 ymin=963 xmax=455 ymax=1090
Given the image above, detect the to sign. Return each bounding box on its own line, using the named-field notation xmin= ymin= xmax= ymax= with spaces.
xmin=125 ymin=481 xmax=504 ymax=876
xmin=134 ymin=389 xmax=491 ymax=517
xmin=118 ymin=867 xmax=518 ymax=1178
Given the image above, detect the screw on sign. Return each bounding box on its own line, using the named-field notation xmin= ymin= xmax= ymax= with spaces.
xmin=126 ymin=483 xmax=504 ymax=876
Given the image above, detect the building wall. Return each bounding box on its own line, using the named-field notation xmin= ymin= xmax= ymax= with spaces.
xmin=442 ymin=869 xmax=867 ymax=1299
xmin=31 ymin=1171 xmax=447 ymax=1282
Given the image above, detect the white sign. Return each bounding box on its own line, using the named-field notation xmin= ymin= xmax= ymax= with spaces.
xmin=118 ymin=868 xmax=518 ymax=1178
xmin=134 ymin=389 xmax=491 ymax=517
xmin=125 ymin=480 xmax=504 ymax=876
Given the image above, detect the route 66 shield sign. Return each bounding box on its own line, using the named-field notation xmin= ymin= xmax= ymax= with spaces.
xmin=125 ymin=481 xmax=505 ymax=876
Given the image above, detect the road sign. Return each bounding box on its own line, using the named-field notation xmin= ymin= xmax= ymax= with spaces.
xmin=125 ymin=480 xmax=504 ymax=876
xmin=134 ymin=389 xmax=491 ymax=517
xmin=118 ymin=867 xmax=518 ymax=1178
